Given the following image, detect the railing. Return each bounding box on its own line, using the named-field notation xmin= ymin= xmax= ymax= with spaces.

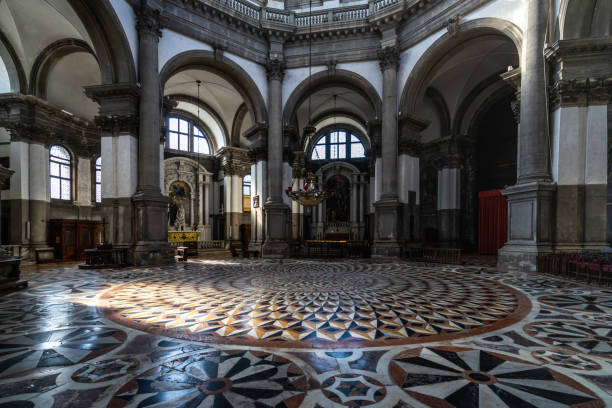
xmin=333 ymin=6 xmax=369 ymax=22
xmin=296 ymin=11 xmax=328 ymax=26
xmin=405 ymin=247 xmax=462 ymax=264
xmin=80 ymin=245 xmax=129 ymax=269
xmin=263 ymin=8 xmax=294 ymax=24
xmin=198 ymin=240 xmax=225 ymax=249
xmin=195 ymin=0 xmax=416 ymax=28
xmin=213 ymin=0 xmax=261 ymax=19
xmin=537 ymin=251 xmax=612 ymax=286
xmin=371 ymin=0 xmax=401 ymax=12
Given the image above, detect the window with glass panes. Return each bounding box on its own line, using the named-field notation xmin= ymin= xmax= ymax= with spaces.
xmin=50 ymin=146 xmax=72 ymax=200
xmin=243 ymin=174 xmax=251 ymax=212
xmin=310 ymin=130 xmax=366 ymax=160
xmin=95 ymin=157 xmax=102 ymax=203
xmin=168 ymin=116 xmax=211 ymax=154
xmin=193 ymin=126 xmax=210 ymax=154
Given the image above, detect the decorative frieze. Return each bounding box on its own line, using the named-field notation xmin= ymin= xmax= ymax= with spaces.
xmin=377 ymin=45 xmax=400 ymax=71
xmin=549 ymin=77 xmax=612 ymax=109
xmin=95 ymin=115 xmax=139 ymax=136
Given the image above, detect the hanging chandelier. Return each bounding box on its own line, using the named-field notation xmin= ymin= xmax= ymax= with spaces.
xmin=286 ymin=172 xmax=327 ymax=207
xmin=285 ymin=0 xmax=327 ymax=209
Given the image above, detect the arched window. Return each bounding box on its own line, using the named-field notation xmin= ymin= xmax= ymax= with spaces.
xmin=95 ymin=157 xmax=102 ymax=203
xmin=310 ymin=130 xmax=366 ymax=161
xmin=168 ymin=116 xmax=212 ymax=154
xmin=243 ymin=174 xmax=251 ymax=212
xmin=50 ymin=145 xmax=71 ymax=200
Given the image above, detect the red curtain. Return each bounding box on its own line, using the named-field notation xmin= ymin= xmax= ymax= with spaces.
xmin=478 ymin=189 xmax=508 ymax=255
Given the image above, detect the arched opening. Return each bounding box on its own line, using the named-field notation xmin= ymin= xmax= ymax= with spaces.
xmin=160 ymin=51 xmax=268 ymax=244
xmin=400 ymin=20 xmax=521 ymax=254
xmin=283 ymin=70 xmax=379 ymax=243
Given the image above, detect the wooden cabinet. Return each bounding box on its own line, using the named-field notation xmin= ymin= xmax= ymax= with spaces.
xmin=48 ymin=219 xmax=103 ymax=261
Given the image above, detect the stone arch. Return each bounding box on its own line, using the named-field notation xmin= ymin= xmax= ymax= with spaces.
xmin=452 ymin=71 xmax=510 ymax=137
xmin=66 ymin=0 xmax=136 ymax=85
xmin=316 ymin=161 xmax=360 ymax=182
xmin=400 ymin=18 xmax=522 ymax=116
xmin=0 ymin=30 xmax=26 ymax=92
xmin=231 ymin=103 xmax=249 ymax=147
xmin=559 ymin=0 xmax=612 ymax=40
xmin=167 ymin=94 xmax=230 ymax=150
xmin=29 ymin=38 xmax=97 ymax=97
xmin=282 ymin=69 xmax=383 ymax=128
xmin=159 ymin=50 xmax=268 ymax=125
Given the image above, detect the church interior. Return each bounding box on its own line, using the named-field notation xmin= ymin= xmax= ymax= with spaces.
xmin=0 ymin=0 xmax=611 ymax=406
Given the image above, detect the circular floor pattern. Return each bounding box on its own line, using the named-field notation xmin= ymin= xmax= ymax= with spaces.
xmin=0 ymin=327 xmax=126 ymax=376
xmin=523 ymin=320 xmax=612 ymax=357
xmin=101 ymin=261 xmax=530 ymax=348
xmin=389 ymin=346 xmax=604 ymax=408
xmin=538 ymin=294 xmax=612 ymax=314
xmin=109 ymin=350 xmax=307 ymax=408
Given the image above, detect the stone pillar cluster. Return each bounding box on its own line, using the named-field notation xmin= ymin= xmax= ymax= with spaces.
xmin=372 ymin=43 xmax=402 ymax=256
xmin=262 ymin=57 xmax=289 ymax=257
xmin=498 ymin=0 xmax=556 ymax=270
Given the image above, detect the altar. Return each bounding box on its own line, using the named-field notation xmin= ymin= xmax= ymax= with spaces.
xmin=168 ymin=231 xmax=200 ymax=255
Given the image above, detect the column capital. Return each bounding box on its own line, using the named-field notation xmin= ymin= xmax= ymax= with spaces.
xmin=136 ymin=1 xmax=162 ymax=38
xmin=266 ymin=58 xmax=286 ymax=81
xmin=377 ymin=45 xmax=400 ymax=72
xmin=216 ymin=146 xmax=250 ymax=177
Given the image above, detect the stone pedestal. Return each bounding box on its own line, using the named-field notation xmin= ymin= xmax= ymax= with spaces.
xmin=498 ymin=182 xmax=556 ymax=271
xmin=372 ymin=198 xmax=402 ymax=256
xmin=262 ymin=202 xmax=289 ymax=257
xmin=132 ymin=192 xmax=174 ymax=265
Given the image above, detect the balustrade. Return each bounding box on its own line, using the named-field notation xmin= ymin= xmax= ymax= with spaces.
xmin=194 ymin=0 xmax=412 ymax=28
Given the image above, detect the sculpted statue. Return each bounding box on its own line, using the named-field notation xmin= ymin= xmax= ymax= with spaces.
xmin=175 ymin=203 xmax=186 ymax=231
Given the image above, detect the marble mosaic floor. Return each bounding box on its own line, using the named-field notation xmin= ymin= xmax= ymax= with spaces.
xmin=0 ymin=259 xmax=610 ymax=407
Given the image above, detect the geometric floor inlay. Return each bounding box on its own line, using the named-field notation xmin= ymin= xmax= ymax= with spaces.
xmin=389 ymin=346 xmax=605 ymax=407
xmin=0 ymin=259 xmax=609 ymax=407
xmin=102 ymin=261 xmax=530 ymax=348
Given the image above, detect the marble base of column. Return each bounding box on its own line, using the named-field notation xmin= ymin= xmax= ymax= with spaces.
xmin=132 ymin=191 xmax=174 ymax=265
xmin=437 ymin=209 xmax=461 ymax=247
xmin=262 ymin=201 xmax=289 ymax=258
xmin=497 ymin=182 xmax=556 ymax=271
xmin=225 ymin=212 xmax=243 ymax=253
xmin=372 ymin=197 xmax=402 ymax=257
xmin=291 ymin=212 xmax=303 ymax=241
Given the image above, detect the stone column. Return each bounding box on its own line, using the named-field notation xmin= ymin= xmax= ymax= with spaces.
xmin=217 ymin=147 xmax=250 ymax=251
xmin=245 ymin=124 xmax=268 ymax=253
xmin=262 ymin=58 xmax=289 ymax=257
xmin=7 ymin=132 xmax=30 ymax=248
xmin=291 ymin=151 xmax=305 ymax=241
xmin=132 ymin=1 xmax=173 ymax=264
xmin=28 ymin=142 xmax=49 ymax=251
xmin=85 ymin=84 xmax=140 ymax=250
xmin=398 ymin=114 xmax=426 ymax=243
xmin=373 ymin=45 xmax=402 ymax=256
xmin=350 ymin=173 xmax=358 ymax=239
xmin=498 ymin=0 xmax=556 ymax=271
